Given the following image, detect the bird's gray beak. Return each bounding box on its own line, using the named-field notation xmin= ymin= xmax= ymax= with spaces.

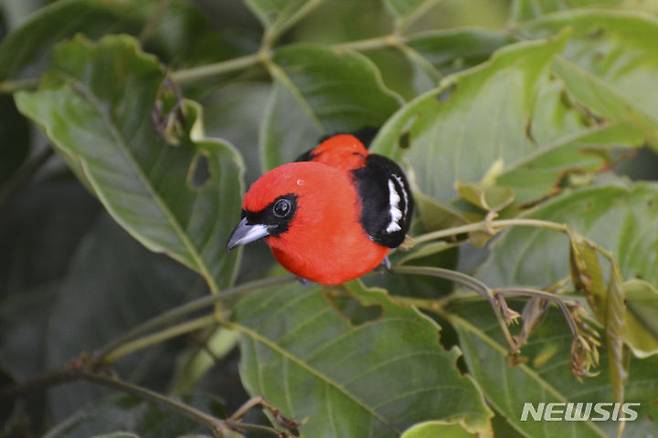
xmin=226 ymin=218 xmax=271 ymax=251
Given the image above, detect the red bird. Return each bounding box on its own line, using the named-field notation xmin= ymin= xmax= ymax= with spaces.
xmin=227 ymin=131 xmax=414 ymax=285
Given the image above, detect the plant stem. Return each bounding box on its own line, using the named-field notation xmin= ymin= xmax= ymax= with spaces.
xmin=334 ymin=34 xmax=403 ymax=51
xmin=96 ymin=275 xmax=293 ymax=362
xmin=411 ymin=218 xmax=568 ymax=246
xmin=79 ymin=371 xmax=228 ymax=437
xmin=0 ymin=77 xmax=39 ymax=94
xmin=2 ymin=366 xmax=283 ymax=437
xmin=101 ymin=314 xmax=217 ymax=364
xmin=171 ymin=53 xmax=265 ymax=84
xmin=392 ymin=265 xmax=519 ymax=352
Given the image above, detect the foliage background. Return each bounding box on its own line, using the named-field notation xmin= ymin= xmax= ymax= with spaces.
xmin=1 ymin=0 xmax=658 ymax=437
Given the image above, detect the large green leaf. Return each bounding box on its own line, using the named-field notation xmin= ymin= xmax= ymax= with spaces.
xmin=406 ymin=28 xmax=515 ymax=77
xmin=521 ymin=11 xmax=658 ymax=147
xmin=479 ymin=182 xmax=658 ymax=288
xmin=261 ymin=44 xmax=401 ymax=170
xmin=371 ymin=33 xmax=638 ymax=215
xmin=0 ymin=0 xmax=233 ymax=82
xmin=16 ymin=35 xmax=244 ymax=292
xmin=448 ymin=301 xmax=658 ymax=437
xmin=245 ymin=0 xmax=323 ymax=42
xmin=231 ymin=281 xmax=492 ymax=437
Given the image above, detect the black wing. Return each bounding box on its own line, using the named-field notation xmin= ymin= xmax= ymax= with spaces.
xmin=351 ymin=154 xmax=414 ymax=248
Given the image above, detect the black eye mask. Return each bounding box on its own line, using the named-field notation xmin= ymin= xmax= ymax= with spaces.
xmin=243 ymin=193 xmax=298 ymax=236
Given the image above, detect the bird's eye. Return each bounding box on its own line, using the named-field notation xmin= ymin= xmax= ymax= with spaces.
xmin=273 ymin=198 xmax=292 ymax=218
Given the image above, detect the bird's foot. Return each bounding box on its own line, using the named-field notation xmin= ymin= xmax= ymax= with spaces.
xmin=381 ymin=256 xmax=392 ymax=271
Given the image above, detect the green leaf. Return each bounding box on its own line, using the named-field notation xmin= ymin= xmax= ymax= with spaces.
xmin=232 ymin=280 xmax=493 ymax=437
xmin=401 ymin=420 xmax=477 ymax=438
xmin=383 ymin=0 xmax=441 ymax=27
xmin=245 ymin=0 xmax=323 ymax=42
xmin=624 ymin=279 xmax=658 ymax=358
xmin=521 ymin=11 xmax=658 ymax=147
xmin=510 ymin=0 xmax=622 ymax=21
xmin=261 ymin=44 xmax=401 ymax=170
xmin=406 ymin=28 xmax=515 ymax=77
xmin=15 ymin=35 xmax=244 ymax=292
xmin=479 ymin=182 xmax=658 ymax=288
xmin=0 ymin=0 xmax=233 ymax=82
xmin=448 ymin=300 xmax=658 ymax=437
xmin=373 ymin=30 xmax=624 ymax=210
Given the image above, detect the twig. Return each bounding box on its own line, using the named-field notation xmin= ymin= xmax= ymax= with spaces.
xmin=410 ymin=218 xmax=568 ymax=246
xmin=101 ymin=314 xmax=218 ymax=364
xmin=392 ymin=265 xmax=519 ymax=352
xmin=1 ymin=364 xmax=285 ymax=437
xmin=95 ymin=275 xmax=293 ymax=362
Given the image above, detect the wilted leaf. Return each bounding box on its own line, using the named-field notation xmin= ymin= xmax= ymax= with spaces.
xmin=624 ymin=279 xmax=658 ymax=358
xmin=569 ymin=230 xmax=607 ymax=322
xmin=522 ymin=11 xmax=658 ymax=147
xmin=604 ymin=265 xmax=626 ymax=404
xmin=16 ymin=35 xmax=244 ymax=292
xmin=261 ymin=44 xmax=401 ymax=169
xmin=232 ymin=280 xmax=492 ymax=437
xmin=449 ymin=300 xmax=658 ymax=437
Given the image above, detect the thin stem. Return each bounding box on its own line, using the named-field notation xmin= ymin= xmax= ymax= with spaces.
xmin=0 ymin=77 xmax=39 ymax=94
xmin=80 ymin=371 xmax=228 ymax=437
xmin=411 ymin=218 xmax=568 ymax=246
xmin=101 ymin=314 xmax=217 ymax=364
xmin=494 ymin=287 xmax=579 ymax=336
xmin=334 ymin=35 xmax=402 ymax=51
xmin=2 ymin=366 xmax=283 ymax=437
xmin=171 ymin=53 xmax=265 ymax=84
xmin=392 ymin=265 xmax=518 ymax=352
xmin=96 ymin=275 xmax=293 ymax=361
xmin=172 ymin=33 xmax=403 ymax=84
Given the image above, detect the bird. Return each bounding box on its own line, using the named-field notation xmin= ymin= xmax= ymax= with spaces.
xmin=226 ymin=130 xmax=414 ymax=285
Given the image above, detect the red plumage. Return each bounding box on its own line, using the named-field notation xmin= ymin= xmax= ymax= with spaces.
xmin=228 ymin=133 xmax=412 ymax=285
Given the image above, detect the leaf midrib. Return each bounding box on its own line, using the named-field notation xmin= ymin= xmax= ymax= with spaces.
xmin=230 ymin=321 xmax=399 ymax=435
xmin=66 ymin=78 xmax=220 ymax=293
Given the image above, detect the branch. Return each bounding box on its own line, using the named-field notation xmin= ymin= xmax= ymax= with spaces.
xmin=410 ymin=218 xmax=568 ymax=246
xmin=95 ymin=275 xmax=293 ymax=363
xmin=1 ymin=363 xmax=287 ymax=437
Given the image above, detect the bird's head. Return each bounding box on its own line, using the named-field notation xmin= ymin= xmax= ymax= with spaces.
xmin=226 ymin=161 xmax=356 ymax=251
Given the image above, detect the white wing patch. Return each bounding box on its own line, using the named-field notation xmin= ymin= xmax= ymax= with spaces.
xmin=385 ymin=178 xmax=403 ymax=233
